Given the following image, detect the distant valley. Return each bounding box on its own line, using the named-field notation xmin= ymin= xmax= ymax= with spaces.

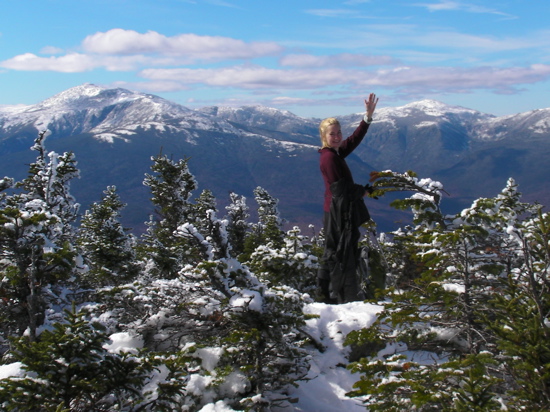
xmin=1 ymin=84 xmax=548 ymax=234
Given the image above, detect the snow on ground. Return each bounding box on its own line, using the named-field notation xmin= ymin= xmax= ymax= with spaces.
xmin=287 ymin=301 xmax=383 ymax=412
xmin=0 ymin=301 xmax=384 ymax=412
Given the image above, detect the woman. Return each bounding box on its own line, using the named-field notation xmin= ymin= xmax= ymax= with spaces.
xmin=318 ymin=93 xmax=378 ymax=304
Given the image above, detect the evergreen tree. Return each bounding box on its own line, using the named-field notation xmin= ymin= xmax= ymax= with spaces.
xmin=0 ymin=177 xmax=14 ymax=199
xmin=483 ymin=207 xmax=550 ymax=409
xmin=216 ymin=283 xmax=311 ymax=410
xmin=0 ymin=306 xmax=150 ymax=411
xmin=0 ymin=132 xmax=80 ymax=342
xmin=242 ymin=186 xmax=285 ymax=261
xmin=246 ymin=225 xmax=318 ymax=295
xmin=91 ymin=269 xmax=311 ymax=410
xmin=174 ymin=203 xmax=231 ymax=263
xmin=192 ymin=188 xmax=218 ymax=236
xmin=140 ymin=154 xmax=199 ymax=278
xmin=225 ymin=191 xmax=250 ymax=258
xmin=346 ymin=173 xmax=547 ymax=410
xmin=78 ymin=185 xmax=140 ymax=286
xmin=19 ymin=132 xmax=80 ymax=238
xmin=94 ymin=181 xmax=311 ymax=410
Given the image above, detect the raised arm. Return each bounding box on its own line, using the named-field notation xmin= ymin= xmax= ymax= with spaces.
xmin=364 ymin=93 xmax=379 ymax=121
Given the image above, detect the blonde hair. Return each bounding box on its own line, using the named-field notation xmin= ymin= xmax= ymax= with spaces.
xmin=319 ymin=117 xmax=340 ymax=148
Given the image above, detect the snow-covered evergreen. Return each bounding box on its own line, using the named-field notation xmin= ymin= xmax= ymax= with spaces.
xmin=78 ymin=185 xmax=140 ymax=286
xmin=1 ymin=134 xmax=549 ymax=411
xmin=0 ymin=132 xmax=81 ymax=343
xmin=346 ymin=173 xmax=550 ymax=410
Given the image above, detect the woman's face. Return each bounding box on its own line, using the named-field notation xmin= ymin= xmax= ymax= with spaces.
xmin=325 ymin=124 xmax=343 ymax=149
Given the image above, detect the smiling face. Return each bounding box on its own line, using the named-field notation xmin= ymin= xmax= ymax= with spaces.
xmin=319 ymin=117 xmax=342 ymax=148
xmin=325 ymin=124 xmax=343 ymax=149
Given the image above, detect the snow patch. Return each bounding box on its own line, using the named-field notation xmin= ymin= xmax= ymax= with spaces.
xmin=0 ymin=362 xmax=24 ymax=379
xmin=415 ymin=121 xmax=439 ymax=128
xmin=104 ymin=332 xmax=144 ymax=354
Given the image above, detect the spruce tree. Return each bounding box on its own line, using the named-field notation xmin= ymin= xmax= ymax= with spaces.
xmin=94 ymin=173 xmax=311 ymax=410
xmin=19 ymin=132 xmax=80 ymax=237
xmin=346 ymin=174 xmax=547 ymax=410
xmin=0 ymin=177 xmax=14 ymax=199
xmin=78 ymin=185 xmax=140 ymax=286
xmin=246 ymin=225 xmax=318 ymax=295
xmin=190 ymin=189 xmax=217 ymax=240
xmin=0 ymin=132 xmax=80 ymax=342
xmin=140 ymin=154 xmax=199 ymax=278
xmin=0 ymin=306 xmax=149 ymax=411
xmin=225 ymin=191 xmax=250 ymax=258
xmin=483 ymin=207 xmax=550 ymax=409
xmin=242 ymin=186 xmax=285 ymax=261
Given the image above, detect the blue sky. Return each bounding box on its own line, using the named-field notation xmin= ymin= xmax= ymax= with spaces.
xmin=1 ymin=0 xmax=549 ymax=118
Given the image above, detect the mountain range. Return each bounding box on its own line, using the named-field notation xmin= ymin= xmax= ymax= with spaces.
xmin=1 ymin=84 xmax=549 ymax=233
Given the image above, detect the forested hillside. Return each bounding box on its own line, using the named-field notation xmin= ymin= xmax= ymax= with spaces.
xmin=2 ymin=84 xmax=549 ymax=235
xmin=0 ymin=134 xmax=548 ymax=411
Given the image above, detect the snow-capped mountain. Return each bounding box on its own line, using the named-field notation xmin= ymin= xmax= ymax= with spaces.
xmin=1 ymin=84 xmax=548 ymax=233
xmin=0 ymin=84 xmax=244 ymax=144
xmin=471 ymin=107 xmax=550 ymax=141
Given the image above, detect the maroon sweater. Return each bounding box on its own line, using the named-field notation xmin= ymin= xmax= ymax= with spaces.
xmin=319 ymin=119 xmax=370 ymax=212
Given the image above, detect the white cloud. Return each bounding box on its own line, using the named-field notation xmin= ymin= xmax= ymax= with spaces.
xmin=118 ymin=80 xmax=191 ymax=93
xmin=0 ymin=53 xmax=151 ymax=72
xmin=1 ymin=27 xmax=288 ymax=72
xmin=410 ymin=31 xmax=536 ymax=52
xmin=81 ymin=29 xmax=284 ymax=61
xmin=318 ymin=24 xmax=550 ymax=71
xmin=138 ymin=63 xmax=550 ymax=96
xmin=2 ymin=24 xmax=549 ymax=107
xmin=280 ymin=53 xmax=396 ymax=68
xmin=40 ymin=46 xmax=65 ymax=55
xmin=418 ymin=0 xmax=465 ymax=11
xmin=140 ymin=65 xmax=349 ymax=89
xmin=366 ymin=64 xmax=550 ymax=92
xmin=1 ymin=53 xmax=99 ymax=72
xmin=304 ymin=9 xmax=358 ymax=18
xmin=414 ymin=0 xmax=516 ymax=18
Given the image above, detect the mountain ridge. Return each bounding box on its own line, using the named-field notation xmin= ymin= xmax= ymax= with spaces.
xmin=1 ymin=84 xmax=548 ymax=233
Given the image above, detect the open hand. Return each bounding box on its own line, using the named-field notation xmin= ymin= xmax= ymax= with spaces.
xmin=364 ymin=93 xmax=379 ymax=119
